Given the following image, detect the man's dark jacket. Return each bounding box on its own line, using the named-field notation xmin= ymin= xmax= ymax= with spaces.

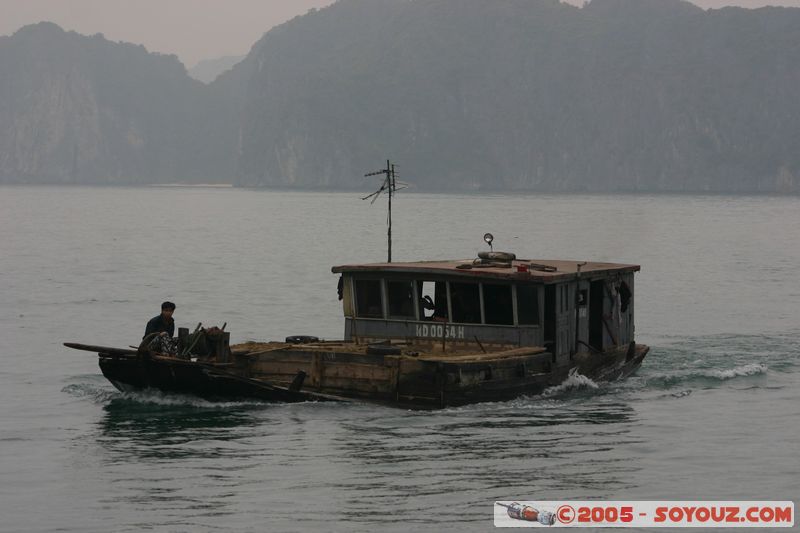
xmin=144 ymin=314 xmax=175 ymax=339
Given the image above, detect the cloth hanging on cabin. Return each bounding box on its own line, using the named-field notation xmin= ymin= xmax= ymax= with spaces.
xmin=149 ymin=335 xmax=178 ymax=355
xmin=619 ymin=281 xmax=632 ymax=312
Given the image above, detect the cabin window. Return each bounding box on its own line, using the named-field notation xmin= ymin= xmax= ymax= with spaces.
xmin=355 ymin=279 xmax=383 ymax=318
xmin=483 ymin=283 xmax=513 ymax=325
xmin=517 ymin=285 xmax=540 ymax=325
xmin=450 ymin=282 xmax=481 ymax=324
xmin=387 ymin=280 xmax=415 ymax=319
xmin=418 ymin=280 xmax=448 ymax=321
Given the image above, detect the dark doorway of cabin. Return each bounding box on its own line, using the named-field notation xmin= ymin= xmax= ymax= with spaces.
xmin=589 ymin=280 xmax=604 ymax=350
xmin=544 ymin=285 xmax=556 ymax=356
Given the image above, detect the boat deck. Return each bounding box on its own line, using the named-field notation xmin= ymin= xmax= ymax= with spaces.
xmin=227 ymin=339 xmax=561 ymax=407
xmin=230 ymin=340 xmax=547 ymax=363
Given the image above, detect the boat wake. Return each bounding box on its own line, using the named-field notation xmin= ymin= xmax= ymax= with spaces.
xmin=62 ymin=381 xmax=269 ymax=410
xmin=540 ymin=368 xmax=600 ymax=397
xmin=62 ymin=382 xmax=119 ymax=404
xmin=643 ymin=363 xmax=768 ymax=388
xmin=703 ymin=363 xmax=768 ymax=380
xmin=109 ymin=390 xmax=270 ymax=409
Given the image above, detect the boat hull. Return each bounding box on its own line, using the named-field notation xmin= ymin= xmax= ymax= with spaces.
xmin=95 ymin=343 xmax=648 ymax=408
xmin=98 ymin=353 xmax=342 ymax=403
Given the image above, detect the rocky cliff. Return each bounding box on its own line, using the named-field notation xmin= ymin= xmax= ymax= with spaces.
xmin=0 ymin=22 xmax=234 ymax=184
xmin=231 ymin=0 xmax=800 ymax=192
xmin=2 ymin=0 xmax=800 ymax=193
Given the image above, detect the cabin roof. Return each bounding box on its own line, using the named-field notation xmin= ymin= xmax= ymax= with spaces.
xmin=332 ymin=259 xmax=640 ymax=283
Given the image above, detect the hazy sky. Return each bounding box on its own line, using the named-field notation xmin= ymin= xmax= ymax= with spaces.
xmin=1 ymin=0 xmax=799 ymax=67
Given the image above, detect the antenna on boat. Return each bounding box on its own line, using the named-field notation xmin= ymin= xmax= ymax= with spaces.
xmin=484 ymin=233 xmax=494 ymax=252
xmin=362 ymin=159 xmax=407 ymax=263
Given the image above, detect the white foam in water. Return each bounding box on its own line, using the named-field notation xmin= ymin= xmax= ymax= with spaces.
xmin=704 ymin=363 xmax=767 ymax=380
xmin=646 ymin=363 xmax=768 ymax=385
xmin=63 ymin=381 xmax=267 ymax=409
xmin=540 ymin=368 xmax=600 ymax=397
xmin=121 ymin=389 xmax=267 ymax=409
xmin=61 ymin=383 xmax=119 ymax=404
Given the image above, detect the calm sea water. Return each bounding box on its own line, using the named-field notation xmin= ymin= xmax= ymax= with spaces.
xmin=0 ymin=186 xmax=798 ymax=532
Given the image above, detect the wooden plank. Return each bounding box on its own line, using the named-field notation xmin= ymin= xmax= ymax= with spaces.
xmin=419 ymin=346 xmax=547 ymax=363
xmin=64 ymin=342 xmax=137 ymax=356
xmin=309 ymin=353 xmax=324 ymax=388
xmin=251 ymin=361 xmax=312 ymax=376
xmin=397 ymin=358 xmax=439 ymax=399
xmin=386 ymin=355 xmax=401 ymax=402
xmin=317 ymin=376 xmax=393 ymax=393
xmin=242 ymin=345 xmax=293 ymax=357
xmin=321 ymin=363 xmax=392 ymax=381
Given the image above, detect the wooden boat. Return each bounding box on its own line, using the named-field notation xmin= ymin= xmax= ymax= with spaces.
xmin=65 ymin=249 xmax=648 ymax=408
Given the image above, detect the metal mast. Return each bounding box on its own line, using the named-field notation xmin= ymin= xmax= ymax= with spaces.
xmin=362 ymin=159 xmax=402 ymax=263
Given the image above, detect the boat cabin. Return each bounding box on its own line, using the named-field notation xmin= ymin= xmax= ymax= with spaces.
xmin=333 ymin=258 xmax=639 ymax=364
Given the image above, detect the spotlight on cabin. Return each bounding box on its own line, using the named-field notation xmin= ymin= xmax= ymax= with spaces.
xmin=483 ymin=232 xmax=494 ymax=251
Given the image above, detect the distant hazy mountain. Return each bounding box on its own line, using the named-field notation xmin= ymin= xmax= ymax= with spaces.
xmin=230 ymin=0 xmax=800 ymax=192
xmin=188 ymin=54 xmax=245 ymax=83
xmin=2 ymin=1 xmax=799 ymax=192
xmin=0 ymin=22 xmax=234 ymax=184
